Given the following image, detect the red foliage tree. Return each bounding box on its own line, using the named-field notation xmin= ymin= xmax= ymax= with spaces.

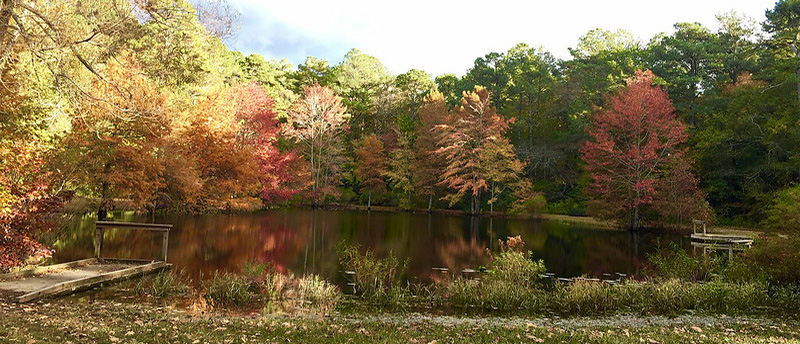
xmin=436 ymin=87 xmax=512 ymax=215
xmin=581 ymin=70 xmax=692 ymax=230
xmin=0 ymin=56 xmax=66 ymax=271
xmin=0 ymin=143 xmax=67 ymax=272
xmin=233 ymin=82 xmax=303 ymax=204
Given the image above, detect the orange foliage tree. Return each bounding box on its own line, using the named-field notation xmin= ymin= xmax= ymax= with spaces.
xmin=282 ymin=84 xmax=349 ymax=205
xmin=354 ymin=134 xmax=386 ymax=208
xmin=414 ymin=91 xmax=450 ymax=211
xmin=178 ymin=82 xmax=299 ymax=210
xmin=62 ymin=55 xmax=169 ymax=219
xmin=436 ymin=87 xmax=513 ymax=215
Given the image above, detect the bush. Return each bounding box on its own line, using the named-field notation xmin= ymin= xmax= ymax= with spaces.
xmin=337 ymin=243 xmax=408 ymax=304
xmin=298 ymin=275 xmax=340 ymax=312
xmin=204 ymin=272 xmax=256 ymax=306
xmin=509 ymin=193 xmax=547 ymax=217
xmin=646 ymin=242 xmax=719 ymax=282
xmin=134 ymin=269 xmax=191 ymax=298
xmin=738 ymin=234 xmax=800 ymax=285
xmin=763 ymin=185 xmax=800 ymax=231
xmin=488 ymin=251 xmax=546 ymax=287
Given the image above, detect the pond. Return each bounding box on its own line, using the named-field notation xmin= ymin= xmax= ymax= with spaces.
xmin=52 ymin=209 xmax=686 ymax=283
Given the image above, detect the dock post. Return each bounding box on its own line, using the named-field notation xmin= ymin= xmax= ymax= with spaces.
xmin=94 ymin=227 xmax=104 ymax=258
xmin=161 ymin=231 xmax=169 ymax=262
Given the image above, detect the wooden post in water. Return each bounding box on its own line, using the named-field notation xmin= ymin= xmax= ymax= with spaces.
xmin=161 ymin=231 xmax=169 ymax=262
xmin=94 ymin=227 xmax=104 ymax=259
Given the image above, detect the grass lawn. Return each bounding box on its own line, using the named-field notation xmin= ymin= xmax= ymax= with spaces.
xmin=2 ymin=295 xmax=799 ymax=344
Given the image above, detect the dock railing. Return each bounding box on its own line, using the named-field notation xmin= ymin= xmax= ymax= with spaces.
xmin=692 ymin=219 xmax=707 ymax=235
xmin=94 ymin=221 xmax=172 ymax=261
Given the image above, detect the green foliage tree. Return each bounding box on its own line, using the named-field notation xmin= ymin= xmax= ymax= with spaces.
xmin=764 ymin=0 xmax=800 ymax=104
xmin=650 ymin=22 xmax=720 ymax=126
xmin=384 ymin=134 xmax=416 ymax=209
xmin=330 ymin=49 xmax=394 ymax=137
xmin=395 ymin=69 xmax=435 ymax=123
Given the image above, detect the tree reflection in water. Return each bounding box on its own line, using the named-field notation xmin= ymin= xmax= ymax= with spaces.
xmin=53 ymin=210 xmax=683 ymax=281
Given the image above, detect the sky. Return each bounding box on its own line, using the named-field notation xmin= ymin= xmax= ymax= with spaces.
xmin=221 ymin=0 xmax=777 ymax=77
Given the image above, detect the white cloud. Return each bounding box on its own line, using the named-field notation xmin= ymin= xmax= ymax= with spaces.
xmin=225 ymin=0 xmax=775 ymax=76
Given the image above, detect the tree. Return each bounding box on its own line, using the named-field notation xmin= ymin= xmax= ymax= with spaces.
xmin=714 ymin=11 xmax=758 ymax=85
xmin=650 ymin=22 xmax=719 ymax=126
xmin=0 ymin=67 xmax=65 ymax=271
xmin=503 ymin=43 xmax=559 ymax=147
xmin=354 ymin=134 xmax=387 ymax=208
xmin=652 ymin=156 xmax=713 ymax=227
xmin=235 ymin=53 xmax=297 ymax=116
xmin=581 ymin=70 xmax=689 ymax=230
xmin=330 ymin=49 xmax=393 ymax=137
xmin=232 ymin=82 xmax=303 ymax=204
xmin=437 ymin=86 xmax=511 ymax=215
xmin=480 ymin=137 xmax=525 ymax=215
xmin=570 ymin=28 xmax=639 ymax=59
xmin=292 ymin=56 xmax=331 ymax=91
xmin=764 ymin=0 xmax=800 ymax=104
xmin=193 ymin=0 xmax=240 ymax=42
xmin=395 ymin=69 xmax=435 ymax=123
xmin=283 ymin=84 xmax=349 ymax=205
xmin=414 ymin=91 xmax=450 ymax=211
xmin=385 ymin=133 xmax=416 ymax=209
xmin=62 ymin=55 xmax=169 ymax=218
xmin=179 ymin=86 xmax=261 ymax=210
xmin=466 ymin=52 xmax=508 ymax=112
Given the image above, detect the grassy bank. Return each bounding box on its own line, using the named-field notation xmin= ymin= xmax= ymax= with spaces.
xmin=2 ymin=297 xmax=799 ymax=344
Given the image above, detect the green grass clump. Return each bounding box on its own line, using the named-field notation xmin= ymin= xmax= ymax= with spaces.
xmin=298 ymin=275 xmax=340 ymax=312
xmin=134 ymin=269 xmax=191 ymax=298
xmin=337 ymin=243 xmax=408 ymax=305
xmin=204 ymin=272 xmax=256 ymax=306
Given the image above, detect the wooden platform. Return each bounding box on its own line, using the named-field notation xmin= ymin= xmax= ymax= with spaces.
xmin=0 ymin=258 xmax=169 ymax=303
xmin=0 ymin=221 xmax=173 ymax=303
xmin=690 ymin=233 xmax=753 ymax=246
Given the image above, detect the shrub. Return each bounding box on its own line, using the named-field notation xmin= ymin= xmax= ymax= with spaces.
xmin=204 ymin=272 xmax=256 ymax=306
xmin=763 ymin=185 xmax=800 ymax=231
xmin=509 ymin=193 xmax=547 ymax=217
xmin=134 ymin=269 xmax=191 ymax=298
xmin=646 ymin=242 xmax=718 ymax=282
xmin=337 ymin=243 xmax=408 ymax=304
xmin=738 ymin=234 xmax=800 ymax=285
xmin=298 ymin=275 xmax=340 ymax=312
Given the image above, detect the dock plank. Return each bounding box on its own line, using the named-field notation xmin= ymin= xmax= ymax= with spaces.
xmin=0 ymin=260 xmax=169 ymax=303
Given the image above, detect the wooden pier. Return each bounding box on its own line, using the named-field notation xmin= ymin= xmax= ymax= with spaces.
xmin=0 ymin=221 xmax=172 ymax=303
xmin=689 ymin=220 xmax=753 ymax=258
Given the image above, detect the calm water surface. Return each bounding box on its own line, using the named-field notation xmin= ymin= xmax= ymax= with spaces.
xmin=53 ymin=209 xmax=686 ymax=282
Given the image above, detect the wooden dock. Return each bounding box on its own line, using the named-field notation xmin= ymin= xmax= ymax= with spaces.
xmin=689 ymin=220 xmax=753 ymax=258
xmin=0 ymin=221 xmax=172 ymax=303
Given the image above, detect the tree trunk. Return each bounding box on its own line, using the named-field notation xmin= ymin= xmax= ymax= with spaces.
xmin=796 ymin=67 xmax=800 ymax=106
xmin=471 ymin=191 xmax=481 ymax=215
xmin=427 ymin=194 xmax=432 ymax=212
xmin=367 ymin=191 xmax=371 ymax=210
xmin=489 ymin=182 xmax=495 ymax=216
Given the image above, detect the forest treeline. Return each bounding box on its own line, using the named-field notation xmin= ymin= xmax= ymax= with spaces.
xmin=2 ymin=0 xmax=800 ymax=268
